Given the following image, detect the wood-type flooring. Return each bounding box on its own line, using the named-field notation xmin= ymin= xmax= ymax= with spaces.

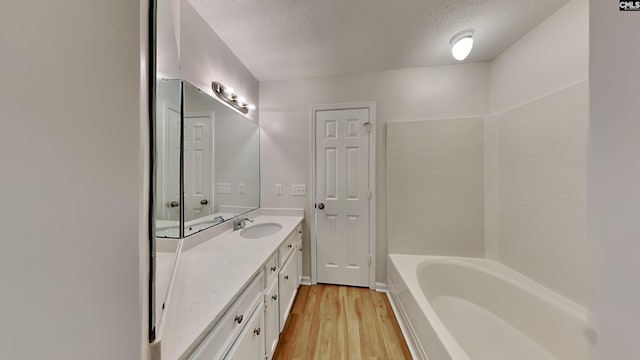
xmin=272 ymin=284 xmax=412 ymax=360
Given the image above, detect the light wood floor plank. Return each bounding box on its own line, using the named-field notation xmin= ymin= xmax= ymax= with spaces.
xmin=273 ymin=284 xmax=412 ymax=360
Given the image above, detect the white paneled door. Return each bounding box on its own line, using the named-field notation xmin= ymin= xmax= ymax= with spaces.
xmin=315 ymin=108 xmax=371 ymax=287
xmin=184 ymin=115 xmax=212 ymax=222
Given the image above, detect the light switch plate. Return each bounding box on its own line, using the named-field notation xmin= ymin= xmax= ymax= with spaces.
xmin=275 ymin=184 xmax=283 ymax=196
xmin=217 ymin=183 xmax=231 ymax=194
xmin=291 ymin=184 xmax=306 ymax=196
xmin=238 ymin=183 xmax=246 ymax=195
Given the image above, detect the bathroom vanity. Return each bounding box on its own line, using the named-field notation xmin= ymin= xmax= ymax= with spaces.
xmin=153 ymin=212 xmax=304 ymax=360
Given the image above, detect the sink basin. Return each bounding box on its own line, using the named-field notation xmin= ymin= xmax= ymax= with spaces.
xmin=240 ymin=222 xmax=283 ymax=239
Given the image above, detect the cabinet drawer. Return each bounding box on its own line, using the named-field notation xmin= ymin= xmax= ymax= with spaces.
xmin=264 ymin=253 xmax=278 ymax=286
xmin=278 ymin=230 xmax=297 ymax=265
xmin=223 ymin=301 xmax=265 ymax=360
xmin=188 ymin=272 xmax=264 ymax=360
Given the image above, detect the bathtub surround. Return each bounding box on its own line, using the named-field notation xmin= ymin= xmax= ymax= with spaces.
xmin=485 ymin=0 xmax=589 ymax=306
xmin=486 ymin=81 xmax=589 ymax=305
xmin=386 ymin=118 xmax=485 ymax=257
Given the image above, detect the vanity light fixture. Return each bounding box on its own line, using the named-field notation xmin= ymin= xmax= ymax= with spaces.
xmin=450 ymin=29 xmax=475 ymax=61
xmin=212 ymin=81 xmax=255 ymax=114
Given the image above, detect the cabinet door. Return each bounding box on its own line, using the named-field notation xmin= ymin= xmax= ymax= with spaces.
xmin=296 ymin=241 xmax=303 ymax=287
xmin=264 ymin=280 xmax=279 ymax=359
xmin=224 ymin=306 xmax=265 ymax=360
xmin=279 ymin=253 xmax=298 ymax=332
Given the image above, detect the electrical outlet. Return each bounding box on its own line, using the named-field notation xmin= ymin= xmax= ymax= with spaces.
xmin=275 ymin=184 xmax=283 ymax=196
xmin=238 ymin=183 xmax=246 ymax=195
xmin=291 ymin=184 xmax=306 ymax=196
xmin=217 ymin=183 xmax=231 ymax=194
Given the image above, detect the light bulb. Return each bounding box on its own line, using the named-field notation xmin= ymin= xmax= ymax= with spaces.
xmin=236 ymin=96 xmax=246 ymax=105
xmin=452 ymin=37 xmax=473 ymax=61
xmin=223 ymin=87 xmax=235 ymax=95
xmin=450 ymin=29 xmax=475 ymax=61
xmin=247 ymin=104 xmax=256 ymax=110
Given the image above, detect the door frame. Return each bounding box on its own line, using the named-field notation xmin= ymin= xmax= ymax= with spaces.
xmin=309 ymin=102 xmax=377 ymax=290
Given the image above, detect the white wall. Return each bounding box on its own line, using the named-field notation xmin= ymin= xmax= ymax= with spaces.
xmin=0 ymin=1 xmax=146 ymax=359
xmin=157 ymin=0 xmax=180 ymax=79
xmin=259 ymin=63 xmax=491 ymax=282
xmin=387 ymin=119 xmax=485 ymax=257
xmin=179 ymin=0 xmax=259 ymax=123
xmin=589 ymin=1 xmax=640 ymax=358
xmin=490 ymin=0 xmax=589 ymax=113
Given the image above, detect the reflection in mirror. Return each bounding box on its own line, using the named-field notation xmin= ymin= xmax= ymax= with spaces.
xmin=155 ymin=79 xmax=182 ymax=238
xmin=182 ymin=81 xmax=260 ymax=236
xmin=154 ymin=79 xmax=261 ymax=239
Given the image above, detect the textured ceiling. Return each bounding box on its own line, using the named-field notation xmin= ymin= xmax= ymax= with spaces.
xmin=188 ymin=0 xmax=569 ymax=81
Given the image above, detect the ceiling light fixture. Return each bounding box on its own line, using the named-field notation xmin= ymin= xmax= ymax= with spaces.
xmin=450 ymin=29 xmax=475 ymax=61
xmin=212 ymin=81 xmax=253 ymax=114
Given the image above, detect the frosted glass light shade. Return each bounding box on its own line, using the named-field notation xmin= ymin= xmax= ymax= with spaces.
xmin=451 ymin=36 xmax=473 ymax=61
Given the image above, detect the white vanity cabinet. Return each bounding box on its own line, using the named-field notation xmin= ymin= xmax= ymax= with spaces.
xmin=171 ymin=218 xmax=304 ymax=360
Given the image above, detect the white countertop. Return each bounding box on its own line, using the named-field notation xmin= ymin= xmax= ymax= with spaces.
xmin=160 ymin=214 xmax=303 ymax=360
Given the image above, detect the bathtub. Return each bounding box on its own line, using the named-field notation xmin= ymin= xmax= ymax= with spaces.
xmin=387 ymin=254 xmax=589 ymax=360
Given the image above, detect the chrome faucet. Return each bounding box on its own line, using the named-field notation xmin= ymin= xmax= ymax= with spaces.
xmin=232 ymin=217 xmax=254 ymax=231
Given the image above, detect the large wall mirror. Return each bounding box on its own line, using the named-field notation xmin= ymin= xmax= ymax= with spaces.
xmin=155 ymin=79 xmax=260 ymax=238
xmin=151 ymin=78 xmax=259 ymax=338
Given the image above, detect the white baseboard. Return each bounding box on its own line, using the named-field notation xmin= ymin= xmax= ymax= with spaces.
xmin=300 ymin=276 xmax=312 ymax=286
xmin=375 ymin=282 xmax=388 ymax=293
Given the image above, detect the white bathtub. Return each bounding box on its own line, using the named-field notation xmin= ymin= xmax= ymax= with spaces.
xmin=387 ymin=254 xmax=589 ymax=360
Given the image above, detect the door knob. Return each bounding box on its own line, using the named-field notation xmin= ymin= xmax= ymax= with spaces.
xmin=200 ymin=199 xmax=209 ymax=205
xmin=317 ymin=202 xmax=325 ymax=210
xmin=169 ymin=201 xmax=180 ymax=208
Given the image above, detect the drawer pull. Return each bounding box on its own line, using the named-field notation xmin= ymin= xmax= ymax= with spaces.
xmin=272 ymin=294 xmax=278 ymax=301
xmin=253 ymin=327 xmax=261 ymax=336
xmin=270 ymin=266 xmax=277 ymax=272
xmin=299 ymin=247 xmax=303 ymax=251
xmin=284 ymin=275 xmax=289 ymax=280
xmin=234 ymin=314 xmax=244 ymax=324
xmin=288 ymin=244 xmax=293 ymax=248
